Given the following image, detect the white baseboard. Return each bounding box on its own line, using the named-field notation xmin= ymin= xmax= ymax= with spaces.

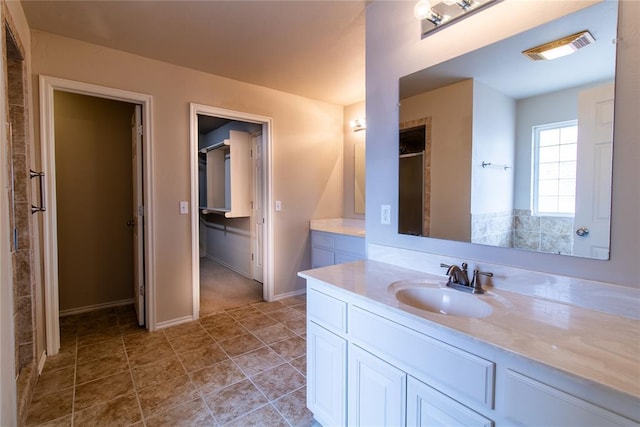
xmin=155 ymin=315 xmax=195 ymax=330
xmin=59 ymin=298 xmax=135 ymax=317
xmin=37 ymin=351 xmax=47 ymax=376
xmin=272 ymin=288 xmax=306 ymax=301
xmin=204 ymin=255 xmax=252 ymax=279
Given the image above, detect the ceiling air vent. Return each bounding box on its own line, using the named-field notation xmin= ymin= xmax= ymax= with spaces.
xmin=523 ymin=31 xmax=595 ymax=61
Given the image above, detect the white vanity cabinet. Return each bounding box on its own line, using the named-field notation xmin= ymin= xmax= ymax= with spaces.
xmin=311 ymin=230 xmax=365 ymax=268
xmin=304 ymin=276 xmax=640 ymax=427
xmin=306 ymin=280 xmax=494 ymax=427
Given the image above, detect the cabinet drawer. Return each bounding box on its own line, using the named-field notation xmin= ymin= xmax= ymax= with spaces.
xmin=311 ymin=231 xmax=334 ymax=250
xmin=504 ymin=370 xmax=637 ymax=426
xmin=407 ymin=376 xmax=493 ymax=427
xmin=308 ymin=287 xmax=347 ymax=333
xmin=350 ymin=305 xmax=494 ymax=408
xmin=334 ymin=235 xmax=365 ymax=256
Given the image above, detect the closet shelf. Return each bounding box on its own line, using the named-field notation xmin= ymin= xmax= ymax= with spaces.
xmin=202 ymin=130 xmax=251 ymax=218
xmin=199 ymin=140 xmax=226 ymax=153
xmin=200 ymin=207 xmax=247 ymax=218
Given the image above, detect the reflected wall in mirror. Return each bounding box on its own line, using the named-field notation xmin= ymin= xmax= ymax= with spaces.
xmin=398 ymin=0 xmax=618 ymax=260
xmin=354 ymin=141 xmax=366 ymax=214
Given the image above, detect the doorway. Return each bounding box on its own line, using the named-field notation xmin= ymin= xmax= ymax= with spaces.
xmin=40 ymin=76 xmax=154 ymax=356
xmin=53 ymin=91 xmax=140 ymax=317
xmin=189 ymin=104 xmax=273 ymax=319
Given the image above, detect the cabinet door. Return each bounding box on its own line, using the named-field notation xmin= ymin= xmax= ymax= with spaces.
xmin=348 ymin=344 xmax=406 ymax=427
xmin=307 ymin=321 xmax=347 ymax=426
xmin=311 ymin=247 xmax=334 ymax=268
xmin=407 ymin=377 xmax=493 ymax=427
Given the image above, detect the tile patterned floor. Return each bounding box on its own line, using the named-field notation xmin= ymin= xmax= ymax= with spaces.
xmin=26 ymin=296 xmax=317 ymax=426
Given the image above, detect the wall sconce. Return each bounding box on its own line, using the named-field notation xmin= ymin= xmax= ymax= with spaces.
xmin=522 ymin=31 xmax=595 ymax=61
xmin=350 ymin=119 xmax=367 ymax=132
xmin=415 ymin=0 xmax=502 ymax=38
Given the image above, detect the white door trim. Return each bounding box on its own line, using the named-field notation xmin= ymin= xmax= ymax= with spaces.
xmin=39 ymin=75 xmax=156 ymax=356
xmin=189 ymin=103 xmax=274 ymax=319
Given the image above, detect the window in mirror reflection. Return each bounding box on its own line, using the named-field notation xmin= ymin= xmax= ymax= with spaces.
xmin=533 ymin=120 xmax=577 ymax=215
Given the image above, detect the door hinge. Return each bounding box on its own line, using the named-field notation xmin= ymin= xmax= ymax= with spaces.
xmin=138 ymin=205 xmax=144 ymax=216
xmin=139 ymin=285 xmax=145 ymax=296
xmin=251 ymin=253 xmax=254 ymax=261
xmin=137 ymin=125 xmax=143 ymax=136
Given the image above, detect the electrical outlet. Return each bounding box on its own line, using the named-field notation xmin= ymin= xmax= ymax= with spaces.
xmin=381 ymin=204 xmax=391 ymax=225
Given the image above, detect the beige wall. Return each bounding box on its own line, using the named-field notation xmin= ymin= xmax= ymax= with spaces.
xmin=54 ymin=91 xmax=135 ymax=312
xmin=400 ymin=80 xmax=473 ymax=241
xmin=343 ymin=101 xmax=366 ymax=219
xmin=30 ymin=30 xmax=344 ymax=324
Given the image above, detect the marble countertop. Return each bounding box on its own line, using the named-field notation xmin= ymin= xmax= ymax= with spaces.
xmin=299 ymin=259 xmax=640 ymax=399
xmin=310 ymin=218 xmax=365 ymax=237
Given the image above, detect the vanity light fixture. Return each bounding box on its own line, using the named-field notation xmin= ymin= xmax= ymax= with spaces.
xmin=350 ymin=119 xmax=367 ymax=132
xmin=414 ymin=0 xmax=443 ymax=25
xmin=415 ymin=0 xmax=502 ymax=38
xmin=443 ymin=0 xmax=473 ymax=10
xmin=522 ymin=31 xmax=596 ymax=61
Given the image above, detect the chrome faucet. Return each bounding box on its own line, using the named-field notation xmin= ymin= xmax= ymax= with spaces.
xmin=442 ymin=262 xmax=471 ymax=286
xmin=440 ymin=262 xmax=493 ymax=294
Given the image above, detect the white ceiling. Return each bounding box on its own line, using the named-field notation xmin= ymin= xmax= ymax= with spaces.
xmin=21 ymin=0 xmax=367 ymax=106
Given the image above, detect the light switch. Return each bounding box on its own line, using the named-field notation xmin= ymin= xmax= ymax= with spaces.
xmin=275 ymin=200 xmax=282 ymax=211
xmin=179 ymin=201 xmax=189 ymax=215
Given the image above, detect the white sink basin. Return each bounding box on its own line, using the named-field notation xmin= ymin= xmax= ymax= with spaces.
xmin=390 ymin=280 xmax=494 ymax=318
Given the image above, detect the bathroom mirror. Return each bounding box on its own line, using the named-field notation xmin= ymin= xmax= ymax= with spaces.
xmin=398 ymin=1 xmax=618 ymax=260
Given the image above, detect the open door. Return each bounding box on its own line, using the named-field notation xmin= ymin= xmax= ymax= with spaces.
xmin=573 ymin=83 xmax=614 ymax=259
xmin=251 ymin=134 xmax=264 ymax=283
xmin=131 ymin=105 xmax=145 ymax=325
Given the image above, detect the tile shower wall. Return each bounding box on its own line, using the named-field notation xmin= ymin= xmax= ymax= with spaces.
xmin=472 ymin=210 xmax=574 ymax=255
xmin=8 ymin=55 xmax=34 ymax=373
xmin=471 ymin=211 xmax=513 ymax=248
xmin=5 ymin=24 xmax=38 ymax=426
xmin=513 ymin=209 xmax=574 ymax=255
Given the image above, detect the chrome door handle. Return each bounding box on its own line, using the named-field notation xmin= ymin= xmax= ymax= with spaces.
xmin=575 ymin=227 xmax=589 ymax=237
xmin=30 ymin=170 xmax=46 ymax=214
